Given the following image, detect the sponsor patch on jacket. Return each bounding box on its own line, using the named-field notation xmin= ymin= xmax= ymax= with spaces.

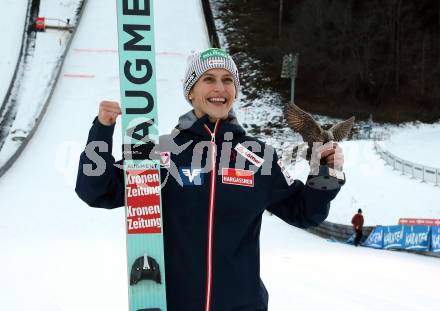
xmin=179 ymin=167 xmax=204 ymax=186
xmin=160 ymin=151 xmax=170 ymax=168
xmin=234 ymin=143 xmax=264 ymax=167
xmin=277 ymin=159 xmax=294 ymax=186
xmin=222 ymin=168 xmax=254 ymax=187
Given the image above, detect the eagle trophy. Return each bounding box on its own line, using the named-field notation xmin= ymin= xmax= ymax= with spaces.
xmin=286 ymin=103 xmax=355 ymax=190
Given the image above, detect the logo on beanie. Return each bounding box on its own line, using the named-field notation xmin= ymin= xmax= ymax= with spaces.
xmin=207 ymin=59 xmax=226 ymax=67
xmin=184 ymin=71 xmax=197 ymax=90
xmin=200 ymin=48 xmax=229 ymax=61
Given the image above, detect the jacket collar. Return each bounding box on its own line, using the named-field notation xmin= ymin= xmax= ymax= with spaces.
xmin=175 ymin=109 xmax=246 ymax=140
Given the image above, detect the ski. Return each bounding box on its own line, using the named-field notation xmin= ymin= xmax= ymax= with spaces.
xmin=115 ymin=1 xmax=167 ymax=310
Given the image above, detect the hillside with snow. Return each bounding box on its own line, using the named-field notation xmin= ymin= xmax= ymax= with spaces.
xmin=0 ymin=1 xmax=438 ymax=310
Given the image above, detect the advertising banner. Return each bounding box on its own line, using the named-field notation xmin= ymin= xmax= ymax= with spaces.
xmin=125 ymin=169 xmax=162 ymax=234
xmin=403 ymin=225 xmax=430 ymax=251
xmin=363 ymin=226 xmax=384 ymax=249
xmin=431 ymin=226 xmax=440 ymax=253
xmin=383 ymin=225 xmax=405 ymax=249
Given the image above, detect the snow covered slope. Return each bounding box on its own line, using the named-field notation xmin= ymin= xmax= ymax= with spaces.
xmin=0 ymin=0 xmax=438 ymax=310
xmin=261 ymin=214 xmax=440 ymax=311
xmin=384 ymin=122 xmax=440 ymax=168
xmin=0 ymin=0 xmax=27 ymax=103
xmin=326 ymin=139 xmax=440 ymax=226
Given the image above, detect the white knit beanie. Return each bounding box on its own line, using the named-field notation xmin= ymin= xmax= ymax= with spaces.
xmin=183 ymin=48 xmax=240 ymax=104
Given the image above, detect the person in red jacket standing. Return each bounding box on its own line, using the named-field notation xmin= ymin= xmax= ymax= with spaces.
xmin=351 ymin=209 xmax=364 ymax=246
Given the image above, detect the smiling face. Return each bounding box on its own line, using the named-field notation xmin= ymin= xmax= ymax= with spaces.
xmin=189 ymin=68 xmax=236 ymax=122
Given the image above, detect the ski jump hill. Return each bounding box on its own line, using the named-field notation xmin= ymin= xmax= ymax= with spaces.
xmin=0 ymin=1 xmax=439 ymax=310
xmin=0 ymin=0 xmax=86 ymax=177
xmin=0 ymin=0 xmax=438 ymax=256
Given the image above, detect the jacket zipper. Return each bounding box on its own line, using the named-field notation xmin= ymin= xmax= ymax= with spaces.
xmin=203 ymin=120 xmax=219 ymax=311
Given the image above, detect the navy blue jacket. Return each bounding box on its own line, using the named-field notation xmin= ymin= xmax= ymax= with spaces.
xmin=76 ymin=111 xmax=339 ymax=311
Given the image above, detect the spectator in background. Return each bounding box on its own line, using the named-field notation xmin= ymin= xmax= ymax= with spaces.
xmin=351 ymin=208 xmax=364 ymax=246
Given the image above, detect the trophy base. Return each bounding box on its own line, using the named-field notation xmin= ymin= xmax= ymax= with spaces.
xmin=306 ymin=165 xmax=345 ymax=191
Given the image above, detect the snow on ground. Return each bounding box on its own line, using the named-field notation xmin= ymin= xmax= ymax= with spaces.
xmin=0 ymin=0 xmax=83 ymax=168
xmin=244 ymin=112 xmax=440 ymax=226
xmin=1 ymin=0 xmax=206 ymax=310
xmin=0 ymin=0 xmax=27 ymax=104
xmin=383 ymin=122 xmax=440 ymax=169
xmin=227 ymin=57 xmax=440 ymax=228
xmin=154 ymin=0 xmax=210 ymax=133
xmin=0 ymin=1 xmax=126 ymax=309
xmin=8 ymin=30 xmax=68 ymax=129
xmin=0 ymin=0 xmax=439 ymax=310
xmin=261 ymin=214 xmax=440 ymax=311
xmin=324 ymin=140 xmax=440 ymax=226
xmin=41 ymin=0 xmax=81 ymax=21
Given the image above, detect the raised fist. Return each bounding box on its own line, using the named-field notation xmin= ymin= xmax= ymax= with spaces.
xmin=98 ymin=100 xmax=121 ymax=126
